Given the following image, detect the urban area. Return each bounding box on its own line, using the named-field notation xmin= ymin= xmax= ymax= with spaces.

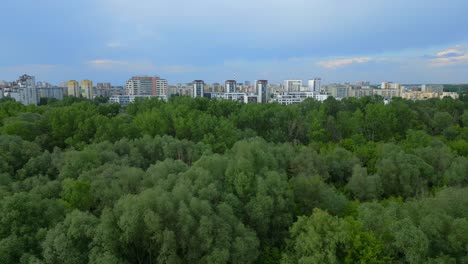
xmin=0 ymin=74 xmax=460 ymax=106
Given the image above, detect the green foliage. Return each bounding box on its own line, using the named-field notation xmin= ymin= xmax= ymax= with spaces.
xmin=0 ymin=96 xmax=467 ymax=263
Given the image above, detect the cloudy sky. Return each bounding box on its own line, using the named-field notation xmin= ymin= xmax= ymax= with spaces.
xmin=1 ymin=0 xmax=468 ymax=85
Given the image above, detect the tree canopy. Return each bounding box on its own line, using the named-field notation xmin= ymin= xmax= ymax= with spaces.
xmin=0 ymin=95 xmax=467 ymax=263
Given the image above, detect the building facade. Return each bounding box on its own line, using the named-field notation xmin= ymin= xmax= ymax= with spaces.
xmin=308 ymin=78 xmax=322 ymax=92
xmin=155 ymin=79 xmax=168 ymax=97
xmin=67 ymin=80 xmax=80 ymax=97
xmin=225 ymin=80 xmax=237 ymax=93
xmin=81 ymin=80 xmax=93 ymax=99
xmin=193 ymin=80 xmax=205 ymax=98
xmin=17 ymin=74 xmax=38 ymax=105
xmin=37 ymin=87 xmax=64 ymax=101
xmin=109 ymin=95 xmax=158 ymax=106
xmin=125 ymin=76 xmax=156 ymax=96
xmin=256 ymin=80 xmax=269 ymax=103
xmin=284 ymin=80 xmax=302 ymax=92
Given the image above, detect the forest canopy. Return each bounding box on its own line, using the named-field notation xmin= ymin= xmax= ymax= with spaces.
xmin=0 ymin=94 xmax=467 ymax=263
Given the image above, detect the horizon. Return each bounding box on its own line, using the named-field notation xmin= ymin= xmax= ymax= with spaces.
xmin=1 ymin=0 xmax=468 ymax=84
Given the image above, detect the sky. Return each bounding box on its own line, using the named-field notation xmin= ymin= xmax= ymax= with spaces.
xmin=1 ymin=0 xmax=468 ymax=85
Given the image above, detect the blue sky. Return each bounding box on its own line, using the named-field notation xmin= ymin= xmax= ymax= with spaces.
xmin=1 ymin=0 xmax=468 ymax=85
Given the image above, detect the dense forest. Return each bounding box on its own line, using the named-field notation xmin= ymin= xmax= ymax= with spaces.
xmin=0 ymin=94 xmax=467 ymax=263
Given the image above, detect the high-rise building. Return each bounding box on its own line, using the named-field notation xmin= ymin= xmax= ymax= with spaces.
xmin=125 ymin=76 xmax=156 ymax=96
xmin=17 ymin=74 xmax=38 ymax=105
xmin=225 ymin=80 xmax=237 ymax=93
xmin=81 ymin=80 xmax=93 ymax=99
xmin=256 ymin=80 xmax=269 ymax=103
xmin=67 ymin=80 xmax=80 ymax=97
xmin=37 ymin=87 xmax=64 ymax=100
xmin=156 ymin=79 xmax=168 ymax=97
xmin=193 ymin=80 xmax=205 ymax=98
xmin=284 ymin=80 xmax=302 ymax=92
xmin=97 ymin=82 xmax=112 ymax=90
xmin=308 ymin=78 xmax=322 ymax=92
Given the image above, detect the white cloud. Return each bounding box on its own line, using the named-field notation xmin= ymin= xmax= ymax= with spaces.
xmin=317 ymin=57 xmax=372 ymax=69
xmin=436 ymin=48 xmax=464 ymax=57
xmin=431 ymin=48 xmax=468 ymax=67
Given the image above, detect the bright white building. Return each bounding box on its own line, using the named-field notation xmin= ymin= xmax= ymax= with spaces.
xmin=273 ymin=92 xmax=330 ymax=105
xmin=156 ymin=79 xmax=168 ymax=97
xmin=308 ymin=78 xmax=322 ymax=92
xmin=284 ymin=80 xmax=302 ymax=92
xmin=193 ymin=80 xmax=205 ymax=98
xmin=109 ymin=95 xmax=158 ymax=106
xmin=225 ymin=80 xmax=237 ymax=93
xmin=125 ymin=76 xmax=154 ymax=96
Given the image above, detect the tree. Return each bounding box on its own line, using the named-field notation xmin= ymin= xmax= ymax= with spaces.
xmin=282 ymin=209 xmax=389 ymax=264
xmin=346 ymin=165 xmax=382 ymax=201
xmin=42 ymin=210 xmax=99 ymax=264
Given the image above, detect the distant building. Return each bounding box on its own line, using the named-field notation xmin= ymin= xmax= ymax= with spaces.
xmin=381 ymin=82 xmax=401 ymax=90
xmin=349 ymin=87 xmax=373 ymax=98
xmin=374 ymin=87 xmax=401 ymax=99
xmin=225 ymin=80 xmax=237 ymax=93
xmin=326 ymin=84 xmax=350 ymax=99
xmin=97 ymin=82 xmax=111 ymax=89
xmin=421 ymin=84 xmax=443 ymax=94
xmin=401 ymin=91 xmax=439 ymax=100
xmin=109 ymin=95 xmax=161 ymax=106
xmin=67 ymin=80 xmax=80 ymax=97
xmin=17 ymin=74 xmax=38 ymax=105
xmin=156 ymin=79 xmax=168 ymax=97
xmin=193 ymin=80 xmax=205 ymax=98
xmin=256 ymin=80 xmax=269 ymax=103
xmin=81 ymin=80 xmax=93 ymax=99
xmin=355 ymin=81 xmax=370 ymax=86
xmin=109 ymin=86 xmax=125 ymax=96
xmin=37 ymin=87 xmax=64 ymax=100
xmin=273 ymin=92 xmax=330 ymax=105
xmin=308 ymin=78 xmax=322 ymax=92
xmin=284 ymin=80 xmax=302 ymax=92
xmin=441 ymin=92 xmax=459 ymax=99
xmin=125 ymin=76 xmax=157 ymax=96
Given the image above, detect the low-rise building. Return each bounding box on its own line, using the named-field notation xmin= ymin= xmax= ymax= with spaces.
xmin=401 ymin=91 xmax=439 ymax=100
xmin=441 ymin=92 xmax=459 ymax=99
xmin=272 ymin=92 xmax=330 ymax=105
xmin=109 ymin=95 xmax=164 ymax=106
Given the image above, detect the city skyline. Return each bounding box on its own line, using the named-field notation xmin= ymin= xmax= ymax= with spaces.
xmin=1 ymin=0 xmax=468 ymax=84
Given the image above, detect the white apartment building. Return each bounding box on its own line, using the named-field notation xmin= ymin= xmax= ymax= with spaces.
xmin=109 ymin=95 xmax=158 ymax=106
xmin=156 ymin=79 xmax=168 ymax=97
xmin=284 ymin=80 xmax=302 ymax=92
xmin=193 ymin=80 xmax=205 ymax=98
xmin=17 ymin=74 xmax=38 ymax=105
xmin=308 ymin=78 xmax=322 ymax=92
xmin=125 ymin=77 xmax=154 ymax=96
xmin=273 ymin=92 xmax=330 ymax=105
